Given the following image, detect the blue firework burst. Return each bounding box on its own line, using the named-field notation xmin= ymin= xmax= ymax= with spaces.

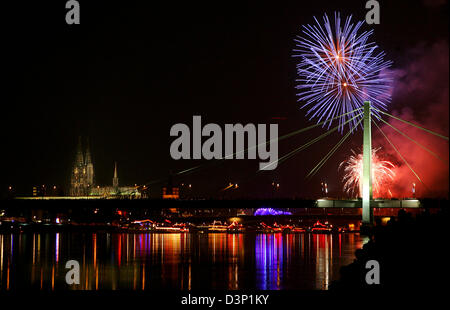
xmin=293 ymin=12 xmax=393 ymax=131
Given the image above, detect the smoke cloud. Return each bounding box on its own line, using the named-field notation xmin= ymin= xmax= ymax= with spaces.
xmin=373 ymin=41 xmax=449 ymax=198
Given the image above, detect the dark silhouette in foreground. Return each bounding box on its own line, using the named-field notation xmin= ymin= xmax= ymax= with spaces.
xmin=330 ymin=208 xmax=449 ymax=292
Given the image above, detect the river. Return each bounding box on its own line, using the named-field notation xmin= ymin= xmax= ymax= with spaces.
xmin=0 ymin=232 xmax=366 ymax=290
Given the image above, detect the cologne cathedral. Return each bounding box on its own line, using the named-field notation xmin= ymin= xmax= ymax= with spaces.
xmin=70 ymin=137 xmax=139 ymax=197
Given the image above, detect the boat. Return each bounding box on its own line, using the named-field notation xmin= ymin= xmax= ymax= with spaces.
xmin=291 ymin=226 xmax=307 ymax=233
xmin=310 ymin=221 xmax=332 ymax=234
xmin=227 ymin=221 xmax=245 ymax=233
xmin=196 ymin=220 xmax=228 ymax=232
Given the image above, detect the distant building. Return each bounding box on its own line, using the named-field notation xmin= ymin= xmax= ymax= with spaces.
xmin=70 ymin=137 xmax=140 ymax=197
xmin=162 ymin=187 xmax=179 ymax=199
xmin=70 ymin=137 xmax=94 ymax=196
xmin=162 ymin=175 xmax=179 ymax=199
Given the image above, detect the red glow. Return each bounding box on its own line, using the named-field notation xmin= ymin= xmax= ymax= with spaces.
xmin=340 ymin=148 xmax=396 ymax=198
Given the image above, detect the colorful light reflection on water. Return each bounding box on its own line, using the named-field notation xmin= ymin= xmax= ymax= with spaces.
xmin=0 ymin=232 xmax=363 ymax=290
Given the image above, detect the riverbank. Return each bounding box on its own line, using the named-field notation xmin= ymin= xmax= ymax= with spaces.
xmin=330 ymin=208 xmax=449 ymax=292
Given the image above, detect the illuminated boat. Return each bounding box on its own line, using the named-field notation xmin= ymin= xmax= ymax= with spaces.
xmin=227 ymin=221 xmax=245 ymax=233
xmin=154 ymin=226 xmax=182 ymax=232
xmin=129 ymin=219 xmax=155 ymax=231
xmin=279 ymin=224 xmax=295 ymax=233
xmin=291 ymin=226 xmax=307 ymax=233
xmin=272 ymin=222 xmax=284 ymax=233
xmin=256 ymin=222 xmax=272 ymax=233
xmin=173 ymin=223 xmax=190 ymax=233
xmin=256 ymin=222 xmax=283 ymax=233
xmin=310 ymin=221 xmax=332 ymax=234
xmin=329 ymin=225 xmax=348 ymax=233
xmin=196 ymin=221 xmax=228 ymax=232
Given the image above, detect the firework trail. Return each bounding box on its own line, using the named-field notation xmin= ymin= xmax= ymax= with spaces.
xmin=339 ymin=148 xmax=396 ymax=198
xmin=293 ymin=12 xmax=392 ymax=132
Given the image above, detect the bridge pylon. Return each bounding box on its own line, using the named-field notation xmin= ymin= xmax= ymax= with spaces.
xmin=362 ymin=101 xmax=373 ymax=225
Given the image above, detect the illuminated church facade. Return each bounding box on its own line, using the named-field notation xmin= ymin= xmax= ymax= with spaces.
xmin=70 ymin=137 xmax=139 ymax=197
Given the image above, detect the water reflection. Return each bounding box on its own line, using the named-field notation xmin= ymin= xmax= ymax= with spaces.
xmin=0 ymin=232 xmax=362 ymax=290
xmin=255 ymin=234 xmax=283 ymax=289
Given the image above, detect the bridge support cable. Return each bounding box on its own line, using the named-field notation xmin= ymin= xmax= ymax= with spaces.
xmin=230 ymin=108 xmax=363 ymax=159
xmin=223 ymin=114 xmax=363 ymax=192
xmin=371 ymin=107 xmax=449 ymax=141
xmin=373 ymin=119 xmax=426 ymax=187
xmin=376 ymin=117 xmax=448 ymax=164
xmin=173 ymin=110 xmax=360 ymax=177
xmin=144 ymin=109 xmax=363 ymax=186
xmin=260 ymin=113 xmax=362 ymax=170
xmin=306 ymin=117 xmax=363 ymax=179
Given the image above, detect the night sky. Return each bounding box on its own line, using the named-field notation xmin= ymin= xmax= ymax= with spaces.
xmin=2 ymin=0 xmax=449 ymax=198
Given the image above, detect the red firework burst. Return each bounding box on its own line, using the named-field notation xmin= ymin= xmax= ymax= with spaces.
xmin=339 ymin=148 xmax=396 ymax=198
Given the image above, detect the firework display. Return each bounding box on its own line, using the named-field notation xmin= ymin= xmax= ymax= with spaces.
xmin=340 ymin=148 xmax=396 ymax=198
xmin=254 ymin=208 xmax=292 ymax=216
xmin=293 ymin=13 xmax=393 ymax=131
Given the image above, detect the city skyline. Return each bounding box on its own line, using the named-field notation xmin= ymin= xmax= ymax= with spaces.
xmin=2 ymin=1 xmax=448 ymax=199
xmin=1 ymin=1 xmax=449 ymax=301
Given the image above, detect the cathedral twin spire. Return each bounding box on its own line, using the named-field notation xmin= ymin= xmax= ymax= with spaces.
xmin=70 ymin=136 xmax=94 ymax=195
xmin=70 ymin=137 xmax=120 ymax=196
